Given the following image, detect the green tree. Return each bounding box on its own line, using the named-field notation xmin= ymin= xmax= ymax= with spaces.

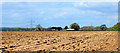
xmin=93 ymin=26 xmax=101 ymax=31
xmin=100 ymin=24 xmax=107 ymax=31
xmin=81 ymin=26 xmax=94 ymax=31
xmin=106 ymin=28 xmax=114 ymax=31
xmin=70 ymin=23 xmax=80 ymax=31
xmin=64 ymin=26 xmax=68 ymax=29
xmin=107 ymin=22 xmax=120 ymax=31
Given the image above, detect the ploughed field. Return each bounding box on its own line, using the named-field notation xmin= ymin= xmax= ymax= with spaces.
xmin=1 ymin=31 xmax=118 ymax=51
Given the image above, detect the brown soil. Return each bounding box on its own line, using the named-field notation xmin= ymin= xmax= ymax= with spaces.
xmin=1 ymin=31 xmax=118 ymax=51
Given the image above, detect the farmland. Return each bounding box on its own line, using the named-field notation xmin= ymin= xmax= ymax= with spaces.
xmin=1 ymin=31 xmax=118 ymax=51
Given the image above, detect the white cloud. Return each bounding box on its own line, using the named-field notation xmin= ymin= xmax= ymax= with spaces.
xmin=40 ymin=12 xmax=45 ymax=14
xmin=83 ymin=0 xmax=118 ymax=2
xmin=2 ymin=0 xmax=119 ymax=2
xmin=73 ymin=2 xmax=117 ymax=8
xmin=92 ymin=10 xmax=104 ymax=15
xmin=55 ymin=12 xmax=68 ymax=17
xmin=107 ymin=15 xmax=118 ymax=19
xmin=74 ymin=2 xmax=88 ymax=7
xmin=11 ymin=13 xmax=20 ymax=17
xmin=86 ymin=10 xmax=106 ymax=15
xmin=43 ymin=12 xmax=68 ymax=21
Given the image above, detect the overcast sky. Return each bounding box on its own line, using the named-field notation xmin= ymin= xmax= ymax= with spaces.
xmin=2 ymin=2 xmax=118 ymax=28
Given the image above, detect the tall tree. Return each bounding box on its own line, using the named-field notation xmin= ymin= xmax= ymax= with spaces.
xmin=100 ymin=24 xmax=107 ymax=31
xmin=64 ymin=26 xmax=68 ymax=29
xmin=70 ymin=23 xmax=80 ymax=31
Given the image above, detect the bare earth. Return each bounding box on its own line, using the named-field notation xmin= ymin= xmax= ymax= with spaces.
xmin=1 ymin=31 xmax=118 ymax=51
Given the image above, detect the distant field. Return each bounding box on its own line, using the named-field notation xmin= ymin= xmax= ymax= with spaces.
xmin=1 ymin=31 xmax=118 ymax=51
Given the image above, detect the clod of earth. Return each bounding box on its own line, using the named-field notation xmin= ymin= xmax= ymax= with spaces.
xmin=1 ymin=31 xmax=118 ymax=51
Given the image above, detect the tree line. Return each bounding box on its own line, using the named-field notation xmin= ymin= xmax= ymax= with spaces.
xmin=1 ymin=22 xmax=120 ymax=31
xmin=69 ymin=22 xmax=120 ymax=31
xmin=64 ymin=23 xmax=107 ymax=31
xmin=34 ymin=22 xmax=120 ymax=31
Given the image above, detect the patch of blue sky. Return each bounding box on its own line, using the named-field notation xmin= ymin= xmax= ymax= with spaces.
xmin=2 ymin=2 xmax=118 ymax=28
